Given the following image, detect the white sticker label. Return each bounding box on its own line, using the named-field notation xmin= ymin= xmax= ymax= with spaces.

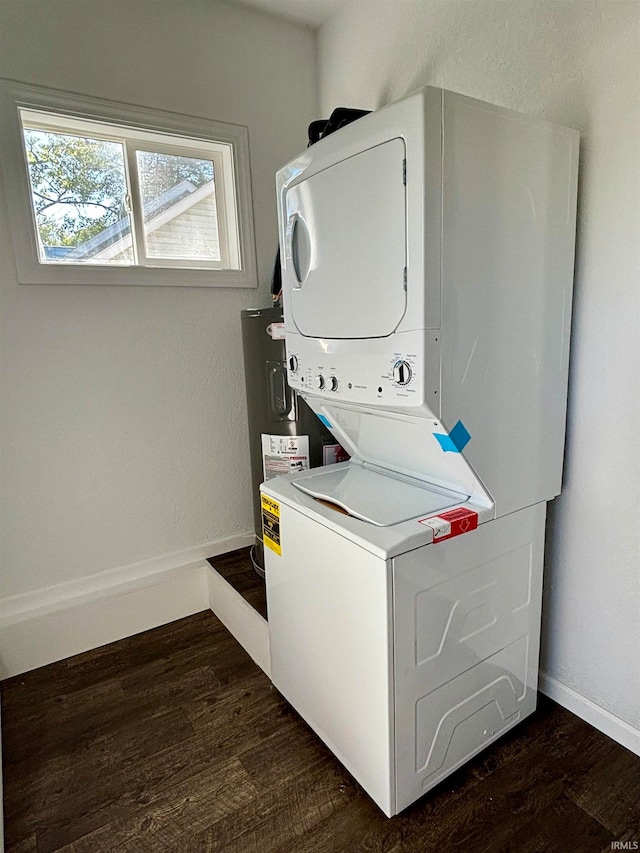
xmin=267 ymin=323 xmax=286 ymax=340
xmin=419 ymin=516 xmax=451 ymax=538
xmin=261 ymin=434 xmax=309 ymax=481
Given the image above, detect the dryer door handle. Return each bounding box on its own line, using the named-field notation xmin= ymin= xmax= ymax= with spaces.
xmin=289 ymin=213 xmax=311 ymax=287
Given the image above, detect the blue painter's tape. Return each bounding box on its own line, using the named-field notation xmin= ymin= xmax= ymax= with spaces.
xmin=450 ymin=420 xmax=471 ymax=451
xmin=434 ymin=420 xmax=471 ymax=453
xmin=434 ymin=432 xmax=457 ymax=452
xmin=317 ymin=414 xmax=333 ymax=429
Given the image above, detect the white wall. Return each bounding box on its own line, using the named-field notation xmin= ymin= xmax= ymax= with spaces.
xmin=0 ymin=2 xmax=316 ymax=599
xmin=319 ymin=0 xmax=640 ymax=746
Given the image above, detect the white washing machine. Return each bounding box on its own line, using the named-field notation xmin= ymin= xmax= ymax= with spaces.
xmin=261 ymin=86 xmax=579 ymax=817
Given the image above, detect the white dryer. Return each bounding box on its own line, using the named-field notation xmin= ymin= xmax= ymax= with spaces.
xmin=261 ymin=86 xmax=579 ymax=816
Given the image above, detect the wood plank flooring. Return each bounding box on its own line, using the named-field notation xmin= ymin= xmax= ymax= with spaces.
xmin=2 ymin=580 xmax=639 ymax=851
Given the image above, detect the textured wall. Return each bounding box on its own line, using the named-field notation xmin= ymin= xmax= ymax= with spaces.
xmin=319 ymin=1 xmax=640 ymax=731
xmin=0 ymin=0 xmax=317 ymax=597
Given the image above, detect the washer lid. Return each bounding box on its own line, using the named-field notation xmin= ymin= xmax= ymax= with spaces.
xmin=291 ymin=463 xmax=465 ymax=527
xmin=284 ymin=137 xmax=407 ymax=340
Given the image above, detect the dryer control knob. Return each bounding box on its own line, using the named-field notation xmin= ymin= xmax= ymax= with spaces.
xmin=315 ymin=375 xmax=325 ymax=390
xmin=329 ymin=376 xmax=339 ymax=392
xmin=288 ymin=355 xmax=298 ymax=373
xmin=393 ymin=360 xmax=412 ymax=386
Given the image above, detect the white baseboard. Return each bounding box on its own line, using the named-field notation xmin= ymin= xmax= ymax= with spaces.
xmin=206 ymin=563 xmax=271 ymax=678
xmin=539 ymin=670 xmax=640 ymax=757
xmin=0 ymin=533 xmax=253 ymax=678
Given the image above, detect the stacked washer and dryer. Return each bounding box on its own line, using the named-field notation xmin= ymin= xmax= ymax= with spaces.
xmin=261 ymin=87 xmax=578 ymax=816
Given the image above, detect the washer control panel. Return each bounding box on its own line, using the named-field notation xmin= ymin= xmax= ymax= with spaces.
xmin=284 ymin=331 xmax=440 ymax=413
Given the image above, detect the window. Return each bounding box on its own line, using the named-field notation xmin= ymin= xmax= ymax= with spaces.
xmin=0 ymin=81 xmax=257 ymax=287
xmin=20 ymin=111 xmax=239 ymax=271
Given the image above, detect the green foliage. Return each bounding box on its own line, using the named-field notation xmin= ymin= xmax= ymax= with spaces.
xmin=137 ymin=151 xmax=213 ymax=210
xmin=38 ymin=217 xmax=109 ymax=248
xmin=24 ymin=129 xmax=215 ymax=252
xmin=25 ymin=129 xmax=126 ymax=248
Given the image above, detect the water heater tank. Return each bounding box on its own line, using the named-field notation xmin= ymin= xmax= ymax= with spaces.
xmin=241 ymin=305 xmax=347 ymax=573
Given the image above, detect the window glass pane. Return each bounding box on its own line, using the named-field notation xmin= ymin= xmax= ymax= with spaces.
xmin=22 ymin=128 xmax=133 ymax=264
xmin=136 ymin=150 xmax=221 ymax=261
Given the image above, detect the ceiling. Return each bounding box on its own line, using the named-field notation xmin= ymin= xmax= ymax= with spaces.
xmin=225 ymin=0 xmax=344 ymax=29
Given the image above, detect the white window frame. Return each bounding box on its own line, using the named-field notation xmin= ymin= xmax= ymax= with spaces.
xmin=0 ymin=80 xmax=258 ymax=288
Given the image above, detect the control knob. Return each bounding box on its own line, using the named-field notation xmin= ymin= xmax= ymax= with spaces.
xmin=288 ymin=355 xmax=298 ymax=373
xmin=329 ymin=376 xmax=339 ymax=392
xmin=393 ymin=360 xmax=412 ymax=386
xmin=315 ymin=375 xmax=325 ymax=390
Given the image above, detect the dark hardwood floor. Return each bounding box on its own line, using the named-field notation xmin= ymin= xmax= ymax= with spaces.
xmin=2 ymin=579 xmax=639 ymax=851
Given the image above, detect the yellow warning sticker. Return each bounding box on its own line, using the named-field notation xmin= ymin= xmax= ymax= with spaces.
xmin=261 ymin=494 xmax=281 ymax=556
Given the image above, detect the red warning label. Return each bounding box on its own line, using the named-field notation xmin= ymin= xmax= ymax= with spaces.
xmin=418 ymin=507 xmax=479 ymax=543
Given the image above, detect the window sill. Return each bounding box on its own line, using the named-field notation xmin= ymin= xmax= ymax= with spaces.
xmin=14 ymin=261 xmax=257 ymax=288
